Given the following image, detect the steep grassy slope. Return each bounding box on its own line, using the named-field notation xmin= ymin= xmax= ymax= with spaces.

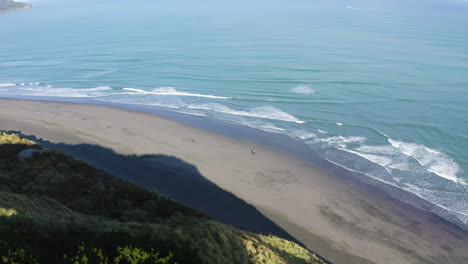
xmin=0 ymin=131 xmax=326 ymax=264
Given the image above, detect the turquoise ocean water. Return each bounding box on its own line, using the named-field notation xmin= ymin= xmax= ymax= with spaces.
xmin=1 ymin=0 xmax=467 ymax=227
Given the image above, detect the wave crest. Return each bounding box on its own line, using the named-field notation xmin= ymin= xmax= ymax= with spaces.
xmin=0 ymin=83 xmax=16 ymax=87
xmin=18 ymin=85 xmax=113 ymax=97
xmin=188 ymin=103 xmax=305 ymax=123
xmin=388 ymin=139 xmax=463 ymax=183
xmin=122 ymin=87 xmax=230 ymax=99
xmin=290 ymin=85 xmax=315 ymax=95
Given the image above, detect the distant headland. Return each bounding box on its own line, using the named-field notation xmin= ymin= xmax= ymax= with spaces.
xmin=0 ymin=0 xmax=31 ymax=14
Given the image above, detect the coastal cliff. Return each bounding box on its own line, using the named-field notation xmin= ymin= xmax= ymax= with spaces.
xmin=0 ymin=0 xmax=31 ymax=14
xmin=0 ymin=131 xmax=325 ymax=264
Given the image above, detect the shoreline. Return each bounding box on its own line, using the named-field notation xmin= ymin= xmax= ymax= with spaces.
xmin=1 ymin=97 xmax=467 ymax=264
xmin=19 ymin=95 xmax=467 ymax=232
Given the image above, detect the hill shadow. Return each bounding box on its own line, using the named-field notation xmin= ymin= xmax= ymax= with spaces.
xmin=13 ymin=132 xmax=301 ymax=246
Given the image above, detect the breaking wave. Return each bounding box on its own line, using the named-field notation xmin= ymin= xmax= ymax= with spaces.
xmin=187 ymin=103 xmax=305 ymax=123
xmin=0 ymin=81 xmax=466 ymax=227
xmin=0 ymin=83 xmax=17 ymax=87
xmin=122 ymin=87 xmax=230 ymax=99
xmin=17 ymin=85 xmax=113 ymax=97
xmin=290 ymin=85 xmax=315 ymax=95
xmin=0 ymin=83 xmax=230 ymax=100
xmin=388 ymin=139 xmax=463 ymax=184
xmin=317 ymin=136 xmax=464 ymax=185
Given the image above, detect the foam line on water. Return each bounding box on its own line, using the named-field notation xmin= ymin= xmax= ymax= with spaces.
xmin=291 ymin=130 xmax=318 ymax=140
xmin=3 ymin=84 xmax=230 ymax=100
xmin=314 ymin=135 xmax=366 ymax=148
xmin=187 ymin=103 xmax=305 ymax=123
xmin=123 ymin=87 xmax=231 ymax=99
xmin=258 ymin=124 xmax=285 ymax=131
xmin=324 ymin=158 xmax=468 ymax=219
xmin=290 ymin=85 xmax=315 ymax=95
xmin=388 ymin=139 xmax=463 ymax=184
xmin=346 ymin=5 xmax=361 ymax=11
xmin=340 ymin=147 xmax=395 ymax=168
xmin=332 ymin=138 xmax=464 ymax=184
xmin=81 ymin=69 xmax=117 ymax=77
xmin=100 ymin=100 xmax=183 ymax=109
xmin=0 ymin=83 xmax=17 ymax=87
xmin=17 ymin=85 xmax=113 ymax=97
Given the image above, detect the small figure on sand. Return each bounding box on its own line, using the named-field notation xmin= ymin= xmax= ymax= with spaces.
xmin=250 ymin=150 xmax=256 ymax=155
xmin=192 ymin=138 xmax=197 ymax=143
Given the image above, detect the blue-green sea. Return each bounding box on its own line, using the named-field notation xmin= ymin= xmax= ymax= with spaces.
xmin=1 ymin=0 xmax=467 ymax=227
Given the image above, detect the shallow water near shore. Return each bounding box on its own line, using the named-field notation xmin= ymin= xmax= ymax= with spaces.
xmin=1 ymin=0 xmax=467 ymax=228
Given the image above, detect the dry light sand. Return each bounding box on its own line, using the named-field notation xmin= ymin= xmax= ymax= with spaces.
xmin=0 ymin=98 xmax=467 ymax=264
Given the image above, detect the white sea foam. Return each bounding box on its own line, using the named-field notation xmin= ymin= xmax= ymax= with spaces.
xmin=325 ymin=157 xmax=468 ymax=220
xmin=290 ymin=85 xmax=315 ymax=95
xmin=19 ymin=86 xmax=113 ymax=98
xmin=258 ymin=124 xmax=285 ymax=131
xmin=353 ymin=145 xmax=412 ymax=171
xmin=123 ymin=87 xmax=230 ymax=99
xmin=0 ymin=83 xmax=16 ymax=87
xmin=177 ymin=111 xmax=207 ymax=117
xmin=347 ymin=5 xmax=361 ymax=11
xmin=99 ymin=95 xmax=186 ymax=110
xmin=336 ymin=122 xmax=343 ymax=126
xmin=334 ymin=138 xmax=464 ymax=184
xmin=357 ymin=145 xmax=398 ymax=155
xmin=340 ymin=147 xmax=394 ymax=168
xmin=291 ymin=130 xmax=317 ymax=140
xmin=318 ymin=135 xmax=366 ymax=147
xmin=2 ymin=84 xmax=230 ymax=100
xmin=188 ymin=103 xmax=305 ymax=123
xmin=117 ymin=101 xmax=182 ymax=109
xmin=20 ymin=86 xmax=112 ymax=92
xmin=388 ymin=139 xmax=463 ymax=184
xmin=237 ymin=120 xmax=288 ymax=133
xmin=362 ymin=145 xmax=416 ymax=172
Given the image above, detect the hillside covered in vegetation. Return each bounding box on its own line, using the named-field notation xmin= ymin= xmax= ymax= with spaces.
xmin=0 ymin=0 xmax=31 ymax=14
xmin=0 ymin=131 xmax=326 ymax=264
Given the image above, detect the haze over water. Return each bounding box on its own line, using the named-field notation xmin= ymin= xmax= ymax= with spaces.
xmin=1 ymin=0 xmax=467 ymax=227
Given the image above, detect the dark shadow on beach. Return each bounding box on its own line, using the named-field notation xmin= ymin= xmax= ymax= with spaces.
xmin=15 ymin=133 xmax=302 ymax=246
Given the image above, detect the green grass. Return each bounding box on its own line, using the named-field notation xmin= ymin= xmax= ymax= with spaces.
xmin=0 ymin=131 xmax=326 ymax=264
xmin=0 ymin=208 xmax=16 ymax=217
xmin=0 ymin=131 xmax=36 ymax=145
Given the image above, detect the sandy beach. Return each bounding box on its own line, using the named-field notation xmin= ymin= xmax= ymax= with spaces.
xmin=1 ymin=98 xmax=467 ymax=264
